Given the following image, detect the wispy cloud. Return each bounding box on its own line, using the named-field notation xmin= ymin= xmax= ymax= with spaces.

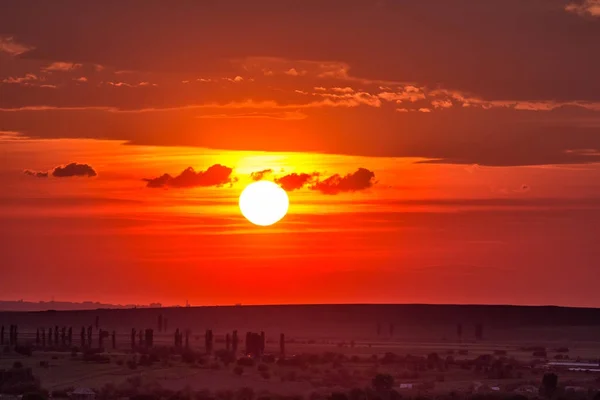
xmin=24 ymin=169 xmax=49 ymax=178
xmin=566 ymin=0 xmax=600 ymax=17
xmin=42 ymin=62 xmax=82 ymax=72
xmin=0 ymin=36 xmax=33 ymax=56
xmin=250 ymin=169 xmax=273 ymax=181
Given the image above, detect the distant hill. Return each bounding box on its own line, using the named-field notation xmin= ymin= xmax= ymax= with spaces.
xmin=1 ymin=303 xmax=600 ymax=342
xmin=0 ymin=300 xmax=162 ymax=312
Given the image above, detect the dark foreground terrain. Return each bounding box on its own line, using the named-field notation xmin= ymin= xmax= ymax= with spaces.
xmin=0 ymin=304 xmax=599 ymax=400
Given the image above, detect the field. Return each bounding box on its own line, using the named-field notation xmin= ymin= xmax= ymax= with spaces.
xmin=1 ymin=305 xmax=600 ymax=398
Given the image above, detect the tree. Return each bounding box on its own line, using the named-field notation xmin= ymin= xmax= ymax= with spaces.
xmin=87 ymin=325 xmax=92 ymax=346
xmin=475 ymin=323 xmax=484 ymax=340
xmin=372 ymin=373 xmax=394 ymax=393
xmin=232 ymin=330 xmax=238 ymax=354
xmin=541 ymin=373 xmax=558 ymax=398
xmin=80 ymin=327 xmax=86 ymax=348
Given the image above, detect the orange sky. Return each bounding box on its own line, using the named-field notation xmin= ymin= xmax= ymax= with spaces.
xmin=2 ymin=0 xmax=600 ymax=307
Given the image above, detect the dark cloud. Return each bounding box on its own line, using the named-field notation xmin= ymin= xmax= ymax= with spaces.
xmin=23 ymin=169 xmax=48 ymax=178
xmin=1 ymin=0 xmax=599 ymax=101
xmin=274 ymin=169 xmax=376 ymax=194
xmin=250 ymin=169 xmax=272 ymax=181
xmin=275 ymin=172 xmax=318 ymax=191
xmin=312 ymin=168 xmax=376 ymax=195
xmin=144 ymin=164 xmax=235 ymax=189
xmin=52 ymin=162 xmax=97 ymax=177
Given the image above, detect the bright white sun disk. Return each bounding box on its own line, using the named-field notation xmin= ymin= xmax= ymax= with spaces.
xmin=239 ymin=181 xmax=289 ymax=226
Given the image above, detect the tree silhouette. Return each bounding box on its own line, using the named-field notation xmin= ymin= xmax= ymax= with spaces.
xmin=372 ymin=373 xmax=394 ymax=393
xmin=205 ymin=329 xmax=213 ymax=354
xmin=61 ymin=327 xmax=66 ymax=346
xmin=131 ymin=328 xmax=136 ymax=350
xmin=36 ymin=329 xmax=40 ymax=346
xmin=68 ymin=327 xmax=73 ymax=346
xmin=542 ymin=373 xmax=558 ymax=398
xmin=232 ymin=330 xmax=238 ymax=354
xmin=87 ymin=325 xmax=92 ymax=346
xmin=0 ymin=325 xmax=4 ymax=345
xmin=280 ymin=333 xmax=285 ymax=358
xmin=225 ymin=333 xmax=231 ymax=351
xmin=80 ymin=327 xmax=86 ymax=347
xmin=112 ymin=331 xmax=116 ymax=349
xmin=41 ymin=329 xmax=46 ymax=347
xmin=475 ymin=323 xmax=484 ymax=340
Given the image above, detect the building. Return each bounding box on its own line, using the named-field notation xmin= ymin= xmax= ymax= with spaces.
xmin=69 ymin=388 xmax=96 ymax=400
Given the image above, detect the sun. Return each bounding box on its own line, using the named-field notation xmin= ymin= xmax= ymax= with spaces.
xmin=239 ymin=181 xmax=289 ymax=226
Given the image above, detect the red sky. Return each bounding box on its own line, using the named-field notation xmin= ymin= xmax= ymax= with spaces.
xmin=1 ymin=0 xmax=600 ymax=307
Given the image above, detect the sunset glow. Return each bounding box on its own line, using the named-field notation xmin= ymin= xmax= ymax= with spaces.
xmin=2 ymin=0 xmax=600 ymax=308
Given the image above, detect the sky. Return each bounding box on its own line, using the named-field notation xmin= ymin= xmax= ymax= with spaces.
xmin=1 ymin=0 xmax=600 ymax=307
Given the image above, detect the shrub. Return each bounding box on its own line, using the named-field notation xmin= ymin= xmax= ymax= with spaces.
xmin=372 ymin=373 xmax=394 ymax=392
xmin=215 ymin=349 xmax=236 ymax=365
xmin=51 ymin=389 xmax=70 ymax=398
xmin=22 ymin=392 xmax=47 ymax=400
xmin=127 ymin=359 xmax=137 ymax=370
xmin=139 ymin=354 xmax=152 ymax=366
xmin=236 ymin=387 xmax=254 ymax=400
xmin=257 ymin=363 xmax=269 ymax=372
xmin=181 ymin=351 xmax=197 ymax=364
xmin=234 ymin=366 xmax=244 ymax=375
xmin=15 ymin=346 xmax=33 ymax=357
xmin=237 ymin=357 xmax=255 ymax=367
